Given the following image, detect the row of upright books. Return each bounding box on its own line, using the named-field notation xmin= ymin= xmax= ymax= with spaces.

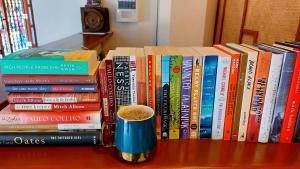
xmin=0 ymin=49 xmax=103 ymax=146
xmin=100 ymin=42 xmax=300 ymax=144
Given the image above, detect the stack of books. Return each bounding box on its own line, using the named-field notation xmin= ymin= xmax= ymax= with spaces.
xmin=100 ymin=42 xmax=300 ymax=144
xmin=0 ymin=49 xmax=102 ymax=146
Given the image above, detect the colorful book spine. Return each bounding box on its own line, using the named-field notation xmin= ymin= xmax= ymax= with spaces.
xmin=9 ymin=103 xmax=100 ymax=112
xmin=237 ymin=53 xmax=257 ymax=141
xmin=293 ymin=108 xmax=300 ymax=142
xmin=258 ymin=53 xmax=283 ymax=143
xmin=8 ymin=92 xmax=100 ymax=104
xmin=105 ymin=59 xmax=116 ymax=122
xmin=1 ymin=60 xmax=91 ymax=75
xmin=212 ymin=56 xmax=231 ymax=140
xmin=269 ymin=52 xmax=296 ymax=143
xmin=155 ymin=54 xmax=162 ymax=139
xmin=146 ymin=55 xmax=156 ymax=111
xmin=161 ymin=56 xmax=170 ymax=139
xmin=0 ymin=131 xmax=101 ymax=146
xmin=189 ymin=56 xmax=203 ymax=139
xmin=246 ymin=52 xmax=272 ymax=142
xmin=199 ymin=56 xmax=218 ymax=138
xmin=0 ymin=123 xmax=102 ymax=131
xmin=0 ymin=106 xmax=101 ymax=125
xmin=231 ymin=53 xmax=248 ymax=141
xmin=136 ymin=49 xmax=147 ymax=105
xmin=280 ymin=52 xmax=300 ymax=143
xmin=129 ymin=56 xmax=137 ymax=105
xmin=114 ymin=56 xmax=131 ymax=110
xmin=180 ymin=56 xmax=193 ymax=139
xmin=5 ymin=84 xmax=98 ymax=93
xmin=99 ymin=64 xmax=109 ymax=121
xmin=169 ymin=55 xmax=182 ymax=139
xmin=223 ymin=53 xmax=240 ymax=141
xmin=2 ymin=74 xmax=98 ymax=85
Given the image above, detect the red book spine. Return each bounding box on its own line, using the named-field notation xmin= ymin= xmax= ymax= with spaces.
xmin=246 ymin=52 xmax=272 ymax=142
xmin=280 ymin=51 xmax=300 ymax=143
xmin=2 ymin=74 xmax=97 ymax=84
xmin=147 ymin=55 xmax=155 ymax=109
xmin=105 ymin=60 xmax=116 ymax=122
xmin=99 ymin=65 xmax=109 ymax=122
xmin=0 ymin=106 xmax=101 ymax=125
xmin=223 ymin=54 xmax=240 ymax=140
xmin=10 ymin=103 xmax=101 ymax=112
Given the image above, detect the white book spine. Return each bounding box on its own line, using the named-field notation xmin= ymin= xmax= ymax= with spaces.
xmin=238 ymin=53 xmax=258 ymax=141
xmin=258 ymin=53 xmax=283 ymax=143
xmin=14 ymin=104 xmax=52 ymax=110
xmin=212 ymin=56 xmax=231 ymax=140
xmin=57 ymin=123 xmax=102 ymax=130
xmin=130 ymin=56 xmax=137 ymax=104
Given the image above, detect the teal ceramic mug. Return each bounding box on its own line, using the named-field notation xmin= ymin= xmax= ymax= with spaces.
xmin=114 ymin=105 xmax=157 ymax=163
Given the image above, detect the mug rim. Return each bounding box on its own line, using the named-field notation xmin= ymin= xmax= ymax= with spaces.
xmin=117 ymin=105 xmax=155 ymax=122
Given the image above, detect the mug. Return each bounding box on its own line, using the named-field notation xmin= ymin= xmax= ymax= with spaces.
xmin=114 ymin=105 xmax=157 ymax=163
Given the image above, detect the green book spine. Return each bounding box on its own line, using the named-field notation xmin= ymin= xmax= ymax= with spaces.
xmin=169 ymin=55 xmax=182 ymax=139
xmin=1 ymin=60 xmax=89 ymax=75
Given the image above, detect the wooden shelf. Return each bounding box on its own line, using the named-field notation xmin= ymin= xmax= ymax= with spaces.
xmin=0 ymin=139 xmax=299 ymax=168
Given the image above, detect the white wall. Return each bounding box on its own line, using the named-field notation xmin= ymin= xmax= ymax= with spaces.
xmin=32 ymin=0 xmax=86 ymax=46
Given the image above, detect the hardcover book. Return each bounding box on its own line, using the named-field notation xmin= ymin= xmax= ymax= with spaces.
xmin=8 ymin=92 xmax=100 ymax=104
xmin=161 ymin=55 xmax=170 ymax=139
xmin=214 ymin=44 xmax=241 ymax=141
xmin=144 ymin=47 xmax=156 ymax=111
xmin=99 ymin=60 xmax=109 ymax=121
xmin=0 ymin=123 xmax=101 ymax=131
xmin=257 ymin=44 xmax=296 ymax=143
xmin=169 ymin=55 xmax=182 ymax=139
xmin=1 ymin=49 xmax=99 ymax=75
xmin=135 ymin=48 xmax=147 ymax=105
xmin=226 ymin=43 xmax=258 ymax=141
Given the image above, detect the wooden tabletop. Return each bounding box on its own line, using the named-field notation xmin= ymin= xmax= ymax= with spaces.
xmin=0 ymin=140 xmax=299 ymax=169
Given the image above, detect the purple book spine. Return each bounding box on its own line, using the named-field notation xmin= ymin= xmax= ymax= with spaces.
xmin=180 ymin=56 xmax=193 ymax=139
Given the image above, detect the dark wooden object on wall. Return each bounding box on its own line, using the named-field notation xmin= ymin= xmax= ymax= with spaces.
xmin=296 ymin=20 xmax=300 ymax=41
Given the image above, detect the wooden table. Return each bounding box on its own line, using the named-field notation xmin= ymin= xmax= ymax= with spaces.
xmin=0 ymin=140 xmax=299 ymax=169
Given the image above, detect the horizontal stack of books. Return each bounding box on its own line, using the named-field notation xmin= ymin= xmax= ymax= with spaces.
xmin=100 ymin=42 xmax=300 ymax=144
xmin=0 ymin=49 xmax=102 ymax=146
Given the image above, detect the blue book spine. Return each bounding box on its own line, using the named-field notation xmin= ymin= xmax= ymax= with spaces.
xmin=180 ymin=56 xmax=193 ymax=139
xmin=161 ymin=56 xmax=170 ymax=139
xmin=5 ymin=84 xmax=97 ymax=93
xmin=269 ymin=52 xmax=296 ymax=143
xmin=199 ymin=56 xmax=218 ymax=138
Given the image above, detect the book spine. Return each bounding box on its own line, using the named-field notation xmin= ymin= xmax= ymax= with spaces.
xmin=0 ymin=131 xmax=101 ymax=146
xmin=293 ymin=108 xmax=300 ymax=142
xmin=223 ymin=54 xmax=240 ymax=140
xmin=169 ymin=55 xmax=182 ymax=139
xmin=2 ymin=75 xmax=97 ymax=85
xmin=269 ymin=52 xmax=296 ymax=143
xmin=180 ymin=56 xmax=193 ymax=139
xmin=1 ymin=60 xmax=89 ymax=75
xmin=105 ymin=59 xmax=116 ymax=122
xmin=114 ymin=56 xmax=131 ymax=110
xmin=99 ymin=65 xmax=109 ymax=121
xmin=280 ymin=53 xmax=300 ymax=143
xmin=136 ymin=54 xmax=147 ymax=105
xmin=212 ymin=56 xmax=231 ymax=140
xmin=10 ymin=103 xmax=100 ymax=112
xmin=246 ymin=52 xmax=272 ymax=142
xmin=129 ymin=56 xmax=137 ymax=105
xmin=155 ymin=54 xmax=162 ymax=139
xmin=238 ymin=53 xmax=257 ymax=141
xmin=199 ymin=56 xmax=218 ymax=138
xmin=5 ymin=85 xmax=97 ymax=93
xmin=258 ymin=54 xmax=283 ymax=143
xmin=0 ymin=111 xmax=101 ymax=125
xmin=161 ymin=56 xmax=170 ymax=139
xmin=8 ymin=93 xmax=100 ymax=104
xmin=146 ymin=55 xmax=156 ymax=111
xmin=189 ymin=56 xmax=203 ymax=139
xmin=0 ymin=123 xmax=102 ymax=131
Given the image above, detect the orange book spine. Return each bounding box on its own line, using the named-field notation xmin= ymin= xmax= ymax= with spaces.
xmin=155 ymin=54 xmax=162 ymax=139
xmin=280 ymin=51 xmax=300 ymax=143
xmin=136 ymin=53 xmax=147 ymax=105
xmin=246 ymin=52 xmax=272 ymax=142
xmin=147 ymin=55 xmax=156 ymax=110
xmin=0 ymin=106 xmax=101 ymax=125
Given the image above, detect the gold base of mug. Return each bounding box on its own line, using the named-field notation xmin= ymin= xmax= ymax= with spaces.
xmin=115 ymin=148 xmax=156 ymax=163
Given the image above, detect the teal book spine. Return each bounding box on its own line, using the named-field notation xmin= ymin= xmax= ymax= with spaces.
xmin=1 ymin=60 xmax=89 ymax=75
xmin=161 ymin=55 xmax=170 ymax=139
xmin=199 ymin=56 xmax=218 ymax=138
